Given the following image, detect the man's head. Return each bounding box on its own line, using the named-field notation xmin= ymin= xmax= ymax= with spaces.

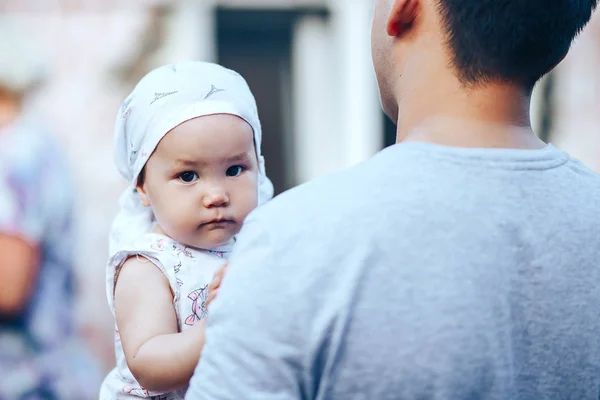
xmin=372 ymin=0 xmax=598 ymax=122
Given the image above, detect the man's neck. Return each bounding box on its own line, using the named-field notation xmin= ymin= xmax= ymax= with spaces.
xmin=394 ymin=75 xmax=545 ymax=150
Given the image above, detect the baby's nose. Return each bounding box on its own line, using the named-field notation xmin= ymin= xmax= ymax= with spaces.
xmin=202 ymin=187 xmax=229 ymax=208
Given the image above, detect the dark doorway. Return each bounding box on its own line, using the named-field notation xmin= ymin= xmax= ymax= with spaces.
xmin=383 ymin=112 xmax=396 ymax=147
xmin=217 ymin=9 xmax=295 ymax=194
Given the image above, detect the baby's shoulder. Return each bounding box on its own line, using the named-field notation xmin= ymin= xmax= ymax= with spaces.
xmin=125 ymin=233 xmax=227 ymax=279
xmin=132 ymin=232 xmax=177 ymax=253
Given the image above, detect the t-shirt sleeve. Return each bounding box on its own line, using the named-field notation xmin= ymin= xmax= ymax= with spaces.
xmin=185 ymin=215 xmax=308 ymax=400
xmin=0 ymin=165 xmax=44 ymax=243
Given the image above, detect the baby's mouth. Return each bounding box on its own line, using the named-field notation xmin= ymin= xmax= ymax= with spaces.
xmin=199 ymin=218 xmax=235 ymax=228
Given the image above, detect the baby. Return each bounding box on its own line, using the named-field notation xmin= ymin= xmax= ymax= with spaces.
xmin=99 ymin=61 xmax=273 ymax=400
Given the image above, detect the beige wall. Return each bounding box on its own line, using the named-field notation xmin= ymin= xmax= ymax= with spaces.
xmin=551 ymin=10 xmax=600 ymax=172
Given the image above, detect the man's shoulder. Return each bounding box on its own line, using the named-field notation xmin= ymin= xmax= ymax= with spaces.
xmin=253 ymin=169 xmax=353 ymax=223
xmin=249 ymin=149 xmax=419 ymax=231
xmin=564 ymin=156 xmax=600 ymax=183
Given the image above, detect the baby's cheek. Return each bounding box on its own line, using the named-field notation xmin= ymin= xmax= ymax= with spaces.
xmin=231 ymin=222 xmax=243 ymax=236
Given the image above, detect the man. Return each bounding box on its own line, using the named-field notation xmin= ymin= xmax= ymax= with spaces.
xmin=187 ymin=0 xmax=600 ymax=398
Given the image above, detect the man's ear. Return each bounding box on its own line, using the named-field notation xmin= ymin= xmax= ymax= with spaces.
xmin=386 ymin=0 xmax=419 ymax=37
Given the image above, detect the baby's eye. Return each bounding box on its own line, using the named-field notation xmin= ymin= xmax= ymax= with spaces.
xmin=226 ymin=165 xmax=245 ymax=177
xmin=178 ymin=171 xmax=198 ymax=183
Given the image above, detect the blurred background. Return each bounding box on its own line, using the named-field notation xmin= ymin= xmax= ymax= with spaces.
xmin=0 ymin=0 xmax=599 ymax=392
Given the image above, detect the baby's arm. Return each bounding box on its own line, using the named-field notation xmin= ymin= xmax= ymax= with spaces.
xmin=114 ymin=257 xmax=205 ymax=393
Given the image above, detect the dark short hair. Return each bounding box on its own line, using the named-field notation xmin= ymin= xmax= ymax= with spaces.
xmin=437 ymin=0 xmax=598 ymax=88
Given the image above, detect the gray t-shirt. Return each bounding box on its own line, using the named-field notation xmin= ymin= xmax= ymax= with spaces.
xmin=186 ymin=142 xmax=600 ymax=400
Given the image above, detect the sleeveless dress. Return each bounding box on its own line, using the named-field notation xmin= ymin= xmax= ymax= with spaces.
xmin=99 ymin=233 xmax=231 ymax=400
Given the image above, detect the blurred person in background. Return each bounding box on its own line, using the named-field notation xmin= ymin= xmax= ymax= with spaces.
xmin=0 ymin=17 xmax=102 ymax=400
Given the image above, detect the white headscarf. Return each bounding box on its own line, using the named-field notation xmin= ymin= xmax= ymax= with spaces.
xmin=109 ymin=61 xmax=274 ymax=256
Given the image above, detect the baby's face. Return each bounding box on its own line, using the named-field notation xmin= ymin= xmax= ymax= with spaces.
xmin=138 ymin=114 xmax=259 ymax=249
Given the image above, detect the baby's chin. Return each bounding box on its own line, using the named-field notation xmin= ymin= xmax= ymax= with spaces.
xmin=184 ymin=232 xmax=236 ymax=251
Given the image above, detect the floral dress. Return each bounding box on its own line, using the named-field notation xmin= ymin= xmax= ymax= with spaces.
xmin=100 ymin=233 xmax=230 ymax=400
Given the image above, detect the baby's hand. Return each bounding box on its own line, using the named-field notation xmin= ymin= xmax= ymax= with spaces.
xmin=206 ymin=262 xmax=228 ymax=310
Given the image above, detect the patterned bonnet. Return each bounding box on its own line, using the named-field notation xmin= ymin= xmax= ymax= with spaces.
xmin=109 ymin=61 xmax=274 ymax=256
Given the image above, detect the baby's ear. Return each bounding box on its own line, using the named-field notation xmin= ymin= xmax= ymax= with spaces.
xmin=136 ymin=182 xmax=151 ymax=208
xmin=136 ymin=169 xmax=151 ymax=207
xmin=137 ymin=185 xmax=151 ymax=207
